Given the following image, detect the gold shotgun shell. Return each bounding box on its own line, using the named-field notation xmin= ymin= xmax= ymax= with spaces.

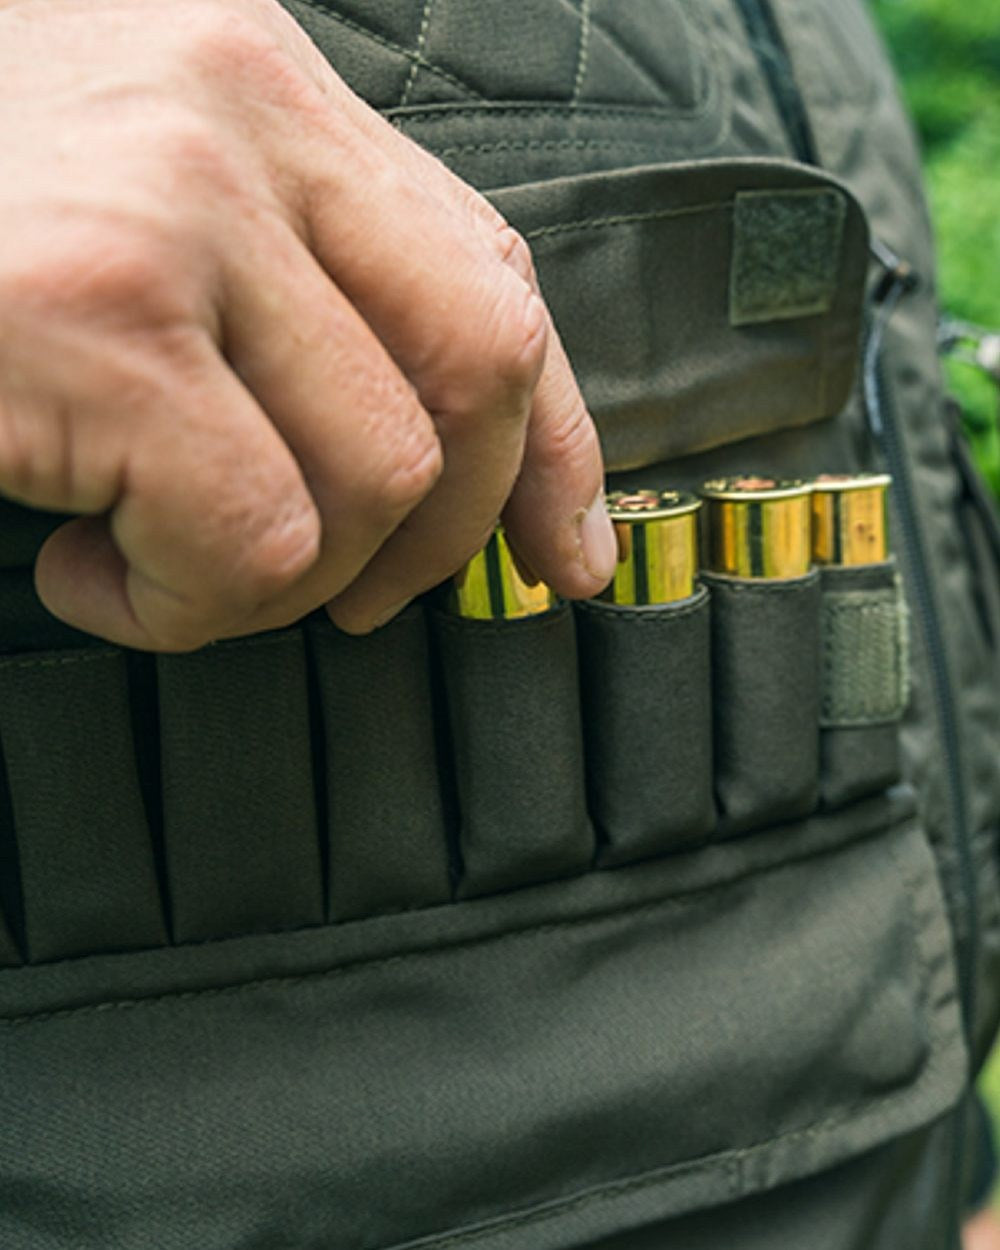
xmin=601 ymin=490 xmax=701 ymax=605
xmin=810 ymin=473 xmax=892 ymax=566
xmin=449 ymin=528 xmax=556 ymax=619
xmin=700 ymin=476 xmax=812 ymax=580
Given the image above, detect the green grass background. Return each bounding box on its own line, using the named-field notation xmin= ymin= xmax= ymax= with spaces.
xmin=871 ymin=0 xmax=1000 ymax=498
xmin=870 ymin=0 xmax=1000 ymax=1197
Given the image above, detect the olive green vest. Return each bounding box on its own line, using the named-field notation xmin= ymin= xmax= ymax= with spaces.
xmin=1 ymin=3 xmax=998 ymax=1247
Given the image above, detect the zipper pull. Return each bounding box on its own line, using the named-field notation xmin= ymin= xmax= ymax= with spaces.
xmin=864 ymin=240 xmax=918 ymax=441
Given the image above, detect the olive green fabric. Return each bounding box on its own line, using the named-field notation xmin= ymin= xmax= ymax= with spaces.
xmin=488 ymin=158 xmax=869 ymax=472
xmin=575 ymin=589 xmax=714 ymax=863
xmin=729 ymin=187 xmax=847 ymax=325
xmin=306 ymin=607 xmax=453 ymax=921
xmin=703 ymin=571 xmax=821 ymax=835
xmin=156 ymin=633 xmax=324 ymax=943
xmin=0 ymin=794 xmax=964 ymax=1250
xmin=0 ymin=1 xmax=997 ymax=1248
xmin=0 ymin=648 xmax=165 ymax=961
xmin=432 ymin=603 xmax=593 ymax=897
xmin=819 ymin=562 xmax=909 ymax=728
xmin=818 ymin=562 xmax=907 ymax=809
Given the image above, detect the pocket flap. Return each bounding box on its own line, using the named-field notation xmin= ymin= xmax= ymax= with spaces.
xmin=0 ymin=798 xmax=964 ymax=1250
xmin=490 ymin=159 xmax=869 ymax=471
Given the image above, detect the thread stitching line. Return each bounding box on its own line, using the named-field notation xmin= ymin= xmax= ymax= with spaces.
xmin=571 ymin=0 xmax=592 ymax=106
xmin=399 ymin=0 xmax=435 ymax=109
xmin=295 ymin=0 xmax=483 ymax=102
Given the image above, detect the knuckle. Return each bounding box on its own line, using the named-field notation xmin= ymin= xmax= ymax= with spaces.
xmin=372 ymin=430 xmax=444 ymax=518
xmin=493 ymin=222 xmax=539 ymax=288
xmin=184 ymin=8 xmax=278 ymax=76
xmin=151 ymin=108 xmax=240 ymax=194
xmin=6 ymin=229 xmax=190 ymax=331
xmin=0 ymin=392 xmax=76 ymax=507
xmin=347 ymin=377 xmax=443 ymax=518
xmin=182 ymin=6 xmax=316 ymax=113
xmin=232 ymin=502 xmax=323 ymax=602
xmin=483 ymin=284 xmax=548 ymax=395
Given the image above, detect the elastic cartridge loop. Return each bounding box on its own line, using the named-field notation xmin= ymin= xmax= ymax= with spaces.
xmin=810 ymin=473 xmax=892 ymax=566
xmin=700 ymin=476 xmax=812 ymax=580
xmin=600 ymin=490 xmax=701 ymax=606
xmin=449 ymin=528 xmax=556 ymax=620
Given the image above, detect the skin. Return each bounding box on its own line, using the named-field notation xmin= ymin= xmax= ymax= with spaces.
xmin=965 ymin=1208 xmax=1000 ymax=1250
xmin=0 ymin=0 xmax=618 ymax=651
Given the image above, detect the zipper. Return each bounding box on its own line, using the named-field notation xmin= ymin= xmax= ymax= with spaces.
xmin=732 ymin=0 xmax=818 ymax=164
xmin=865 ymin=258 xmax=976 ymax=1250
xmin=865 ymin=251 xmax=978 ymax=1038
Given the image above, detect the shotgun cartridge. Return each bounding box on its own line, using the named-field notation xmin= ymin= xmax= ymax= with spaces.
xmin=600 ymin=490 xmax=701 ymax=606
xmin=810 ymin=473 xmax=892 ymax=566
xmin=700 ymin=476 xmax=812 ymax=580
xmin=449 ymin=528 xmax=556 ymax=619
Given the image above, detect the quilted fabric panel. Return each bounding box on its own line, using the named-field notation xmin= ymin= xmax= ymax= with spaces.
xmin=289 ymin=0 xmax=705 ymax=114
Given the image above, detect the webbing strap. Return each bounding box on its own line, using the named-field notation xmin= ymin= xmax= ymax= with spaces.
xmin=0 ymin=649 xmax=166 ymax=961
xmin=156 ymin=631 xmax=323 ymax=943
xmin=307 ymin=608 xmax=452 ymax=921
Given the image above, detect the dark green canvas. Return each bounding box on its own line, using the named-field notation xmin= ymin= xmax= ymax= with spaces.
xmin=0 ymin=3 xmax=998 ymax=1248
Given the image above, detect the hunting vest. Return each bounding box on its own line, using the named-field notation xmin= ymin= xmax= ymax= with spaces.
xmin=1 ymin=3 xmax=998 ymax=1248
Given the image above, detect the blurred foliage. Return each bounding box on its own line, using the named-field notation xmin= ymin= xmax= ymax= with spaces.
xmin=871 ymin=0 xmax=1000 ymax=495
xmin=870 ymin=0 xmax=1000 ymax=1195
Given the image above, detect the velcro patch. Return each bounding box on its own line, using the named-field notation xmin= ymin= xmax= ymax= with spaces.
xmin=820 ymin=580 xmax=910 ymax=727
xmin=730 ymin=188 xmax=846 ymax=326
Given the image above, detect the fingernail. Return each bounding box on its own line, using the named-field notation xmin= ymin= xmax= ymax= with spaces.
xmin=576 ymin=490 xmax=618 ymax=584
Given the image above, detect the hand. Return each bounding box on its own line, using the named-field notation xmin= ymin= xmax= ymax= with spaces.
xmin=0 ymin=0 xmax=616 ymax=650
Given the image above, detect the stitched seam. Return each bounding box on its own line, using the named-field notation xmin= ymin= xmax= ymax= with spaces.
xmin=0 ymin=648 xmax=120 ymax=672
xmin=575 ymin=589 xmax=708 ymax=624
xmin=584 ymin=11 xmax=677 ymax=104
xmin=702 ymin=572 xmax=819 ymax=598
xmin=552 ymin=0 xmax=710 ymax=114
xmin=524 ymin=201 xmax=730 ymax=242
xmin=386 ymin=2 xmax=725 ymax=129
xmin=570 ymin=0 xmax=592 ymax=107
xmin=437 ymin=137 xmax=656 ymax=159
xmin=0 ymin=808 xmax=917 ymax=1025
xmin=388 ymin=103 xmax=712 ymax=123
xmin=399 ymin=0 xmax=434 ymax=109
xmin=296 ymin=0 xmax=483 ymax=102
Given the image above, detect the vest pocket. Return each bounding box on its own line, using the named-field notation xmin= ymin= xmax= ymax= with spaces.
xmin=306 ymin=606 xmax=453 ymax=922
xmin=0 ymin=792 xmax=965 ymax=1250
xmin=431 ymin=602 xmax=594 ymax=897
xmin=575 ymin=588 xmax=714 ymax=865
xmin=0 ymin=647 xmax=166 ymax=962
xmin=703 ymin=571 xmax=821 ymax=835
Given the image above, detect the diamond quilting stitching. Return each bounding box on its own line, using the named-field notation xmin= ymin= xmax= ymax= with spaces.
xmin=296 ymin=0 xmax=484 ymax=101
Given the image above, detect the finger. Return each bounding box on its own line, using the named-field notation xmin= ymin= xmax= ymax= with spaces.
xmin=290 ymin=94 xmax=616 ymax=600
xmin=322 ymin=295 xmax=545 ymax=634
xmin=213 ymin=215 xmax=445 ymax=635
xmin=286 ymin=146 xmax=551 ymax=632
xmin=35 ymin=340 xmax=322 ymax=650
xmin=501 ymin=330 xmax=617 ymax=599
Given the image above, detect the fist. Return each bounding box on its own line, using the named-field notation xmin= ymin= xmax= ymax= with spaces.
xmin=0 ymin=0 xmax=616 ymax=649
